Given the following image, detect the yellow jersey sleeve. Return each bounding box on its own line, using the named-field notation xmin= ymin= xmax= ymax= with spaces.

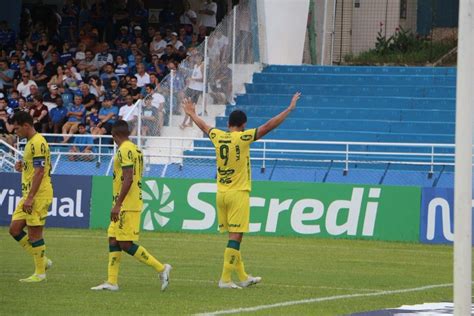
xmin=117 ymin=145 xmax=134 ymax=168
xmin=237 ymin=128 xmax=258 ymax=146
xmin=208 ymin=128 xmax=225 ymax=147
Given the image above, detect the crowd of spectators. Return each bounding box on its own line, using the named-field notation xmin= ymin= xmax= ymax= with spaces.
xmin=0 ymin=0 xmax=233 ymax=157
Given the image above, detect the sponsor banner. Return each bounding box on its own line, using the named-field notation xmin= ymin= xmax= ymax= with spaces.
xmin=420 ymin=187 xmax=474 ymax=244
xmin=91 ymin=177 xmax=421 ymax=241
xmin=0 ymin=172 xmax=91 ymax=228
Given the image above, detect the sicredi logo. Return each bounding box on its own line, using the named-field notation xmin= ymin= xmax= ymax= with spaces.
xmin=182 ymin=183 xmax=382 ymax=236
xmin=141 ymin=180 xmax=174 ymax=230
xmin=0 ymin=189 xmax=85 ymax=218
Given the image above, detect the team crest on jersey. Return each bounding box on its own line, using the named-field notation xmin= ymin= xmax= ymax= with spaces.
xmin=210 ymin=132 xmax=216 ymax=139
xmin=40 ymin=143 xmax=46 ymax=154
xmin=240 ymin=134 xmax=252 ymax=141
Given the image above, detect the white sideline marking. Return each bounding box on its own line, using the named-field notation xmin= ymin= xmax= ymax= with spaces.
xmin=195 ymin=283 xmax=452 ymax=316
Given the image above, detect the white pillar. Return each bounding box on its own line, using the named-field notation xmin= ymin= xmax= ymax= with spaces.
xmin=202 ymin=36 xmax=208 ymax=116
xmin=231 ymin=5 xmax=237 ymax=100
xmin=257 ymin=0 xmax=310 ymax=64
xmin=454 ymin=1 xmax=474 ymax=315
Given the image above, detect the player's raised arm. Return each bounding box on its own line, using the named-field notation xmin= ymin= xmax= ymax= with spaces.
xmin=255 ymin=92 xmax=301 ymax=140
xmin=182 ymin=98 xmax=213 ymax=135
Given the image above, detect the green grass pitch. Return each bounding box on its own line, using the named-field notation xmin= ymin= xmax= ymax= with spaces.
xmin=0 ymin=227 xmax=459 ymax=315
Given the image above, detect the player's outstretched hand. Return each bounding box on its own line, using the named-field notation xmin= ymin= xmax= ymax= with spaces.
xmin=182 ymin=98 xmax=196 ymax=116
xmin=288 ymin=92 xmax=301 ymax=111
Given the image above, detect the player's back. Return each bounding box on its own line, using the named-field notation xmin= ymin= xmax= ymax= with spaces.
xmin=209 ymin=128 xmax=257 ymax=192
xmin=113 ymin=140 xmax=143 ymax=211
xmin=22 ymin=133 xmax=53 ymax=199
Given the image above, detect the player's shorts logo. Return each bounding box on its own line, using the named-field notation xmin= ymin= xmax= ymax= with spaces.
xmin=141 ymin=180 xmax=174 ymax=230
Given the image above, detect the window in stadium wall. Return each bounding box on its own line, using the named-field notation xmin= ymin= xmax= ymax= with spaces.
xmin=400 ymin=0 xmax=407 ymax=19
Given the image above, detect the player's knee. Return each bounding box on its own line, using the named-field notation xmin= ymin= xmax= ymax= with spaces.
xmin=9 ymin=225 xmax=20 ymax=237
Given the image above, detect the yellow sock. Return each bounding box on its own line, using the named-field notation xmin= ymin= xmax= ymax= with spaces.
xmin=127 ymin=244 xmax=164 ymax=272
xmin=31 ymin=239 xmax=46 ymax=275
xmin=107 ymin=245 xmax=122 ymax=285
xmin=220 ymin=247 xmax=239 ymax=282
xmin=14 ymin=232 xmax=49 ymax=265
xmin=235 ymin=252 xmax=249 ymax=282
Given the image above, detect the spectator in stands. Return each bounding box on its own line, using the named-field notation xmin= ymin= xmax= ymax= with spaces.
xmin=80 ymin=83 xmax=97 ymax=111
xmin=31 ymin=60 xmax=50 ymax=95
xmin=114 ymin=54 xmax=129 ymax=79
xmin=47 ymin=65 xmax=66 ymax=89
xmin=144 ymin=83 xmax=164 ymax=135
xmin=129 ymin=76 xmax=142 ymax=101
xmin=148 ymin=55 xmax=166 ymax=80
xmin=160 ymin=45 xmax=180 ymax=64
xmin=181 ymin=53 xmax=204 ymax=128
xmin=12 ymin=59 xmax=28 ymax=89
xmin=9 ymin=55 xmax=20 ymax=72
xmin=105 ymin=77 xmax=120 ymax=102
xmin=166 ymin=61 xmax=185 ymax=114
xmin=86 ymin=105 xmax=101 ymax=132
xmin=63 ymin=67 xmax=81 ymax=92
xmin=89 ymin=76 xmax=106 ymax=102
xmin=178 ymin=27 xmax=192 ymax=48
xmin=59 ymin=42 xmax=74 ymax=65
xmin=49 ymin=97 xmax=68 ymax=134
xmin=115 ymin=87 xmax=130 ymax=108
xmin=91 ymin=96 xmax=118 ymax=136
xmin=99 ymin=63 xmax=117 ymax=89
xmin=44 ymin=84 xmax=61 ymax=103
xmin=77 ymin=50 xmax=99 ymax=79
xmin=180 ymin=1 xmax=198 ymax=34
xmin=18 ymin=96 xmax=28 ymax=112
xmin=0 ymin=107 xmax=14 ymax=146
xmin=170 ymin=32 xmax=184 ymax=50
xmin=199 ymin=0 xmax=217 ymax=34
xmin=94 ymin=43 xmax=114 ymax=73
xmin=118 ymin=94 xmax=138 ymax=125
xmin=26 ymin=85 xmax=39 ymax=103
xmin=0 ymin=59 xmax=14 ymax=92
xmin=68 ymin=123 xmax=94 ymax=161
xmin=62 ymin=95 xmax=85 ymax=143
xmin=74 ymin=42 xmax=87 ymax=64
xmin=29 ymin=94 xmax=49 ymax=133
xmin=209 ymin=65 xmax=233 ymax=104
xmin=135 ymin=37 xmax=148 ymax=57
xmin=133 ymin=93 xmax=159 ymax=137
xmin=135 ymin=63 xmax=150 ymax=88
xmin=150 ymin=32 xmax=167 ymax=58
xmin=45 ymin=51 xmax=62 ymax=76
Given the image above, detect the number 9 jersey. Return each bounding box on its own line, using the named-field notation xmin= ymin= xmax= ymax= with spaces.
xmin=208 ymin=128 xmax=257 ymax=193
xmin=22 ymin=133 xmax=53 ymax=199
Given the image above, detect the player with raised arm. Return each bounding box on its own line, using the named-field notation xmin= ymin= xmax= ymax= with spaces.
xmin=9 ymin=111 xmax=53 ymax=282
xmin=91 ymin=120 xmax=172 ymax=291
xmin=182 ymin=92 xmax=301 ymax=289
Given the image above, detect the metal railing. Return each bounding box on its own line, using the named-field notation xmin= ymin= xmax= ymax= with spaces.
xmin=0 ymin=134 xmax=457 ymax=176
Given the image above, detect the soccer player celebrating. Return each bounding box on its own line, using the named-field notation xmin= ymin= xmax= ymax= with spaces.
xmin=91 ymin=120 xmax=172 ymax=291
xmin=182 ymin=92 xmax=301 ymax=289
xmin=9 ymin=111 xmax=53 ymax=283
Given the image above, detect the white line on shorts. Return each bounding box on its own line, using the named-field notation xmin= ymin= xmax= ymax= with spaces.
xmin=194 ymin=283 xmax=452 ymax=316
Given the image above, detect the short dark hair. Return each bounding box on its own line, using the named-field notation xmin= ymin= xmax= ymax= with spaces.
xmin=228 ymin=110 xmax=247 ymax=127
xmin=78 ymin=123 xmax=86 ymax=128
xmin=12 ymin=111 xmax=34 ymax=126
xmin=32 ymin=94 xmax=43 ymax=102
xmin=145 ymin=83 xmax=155 ymax=90
xmin=112 ymin=120 xmax=130 ymax=137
